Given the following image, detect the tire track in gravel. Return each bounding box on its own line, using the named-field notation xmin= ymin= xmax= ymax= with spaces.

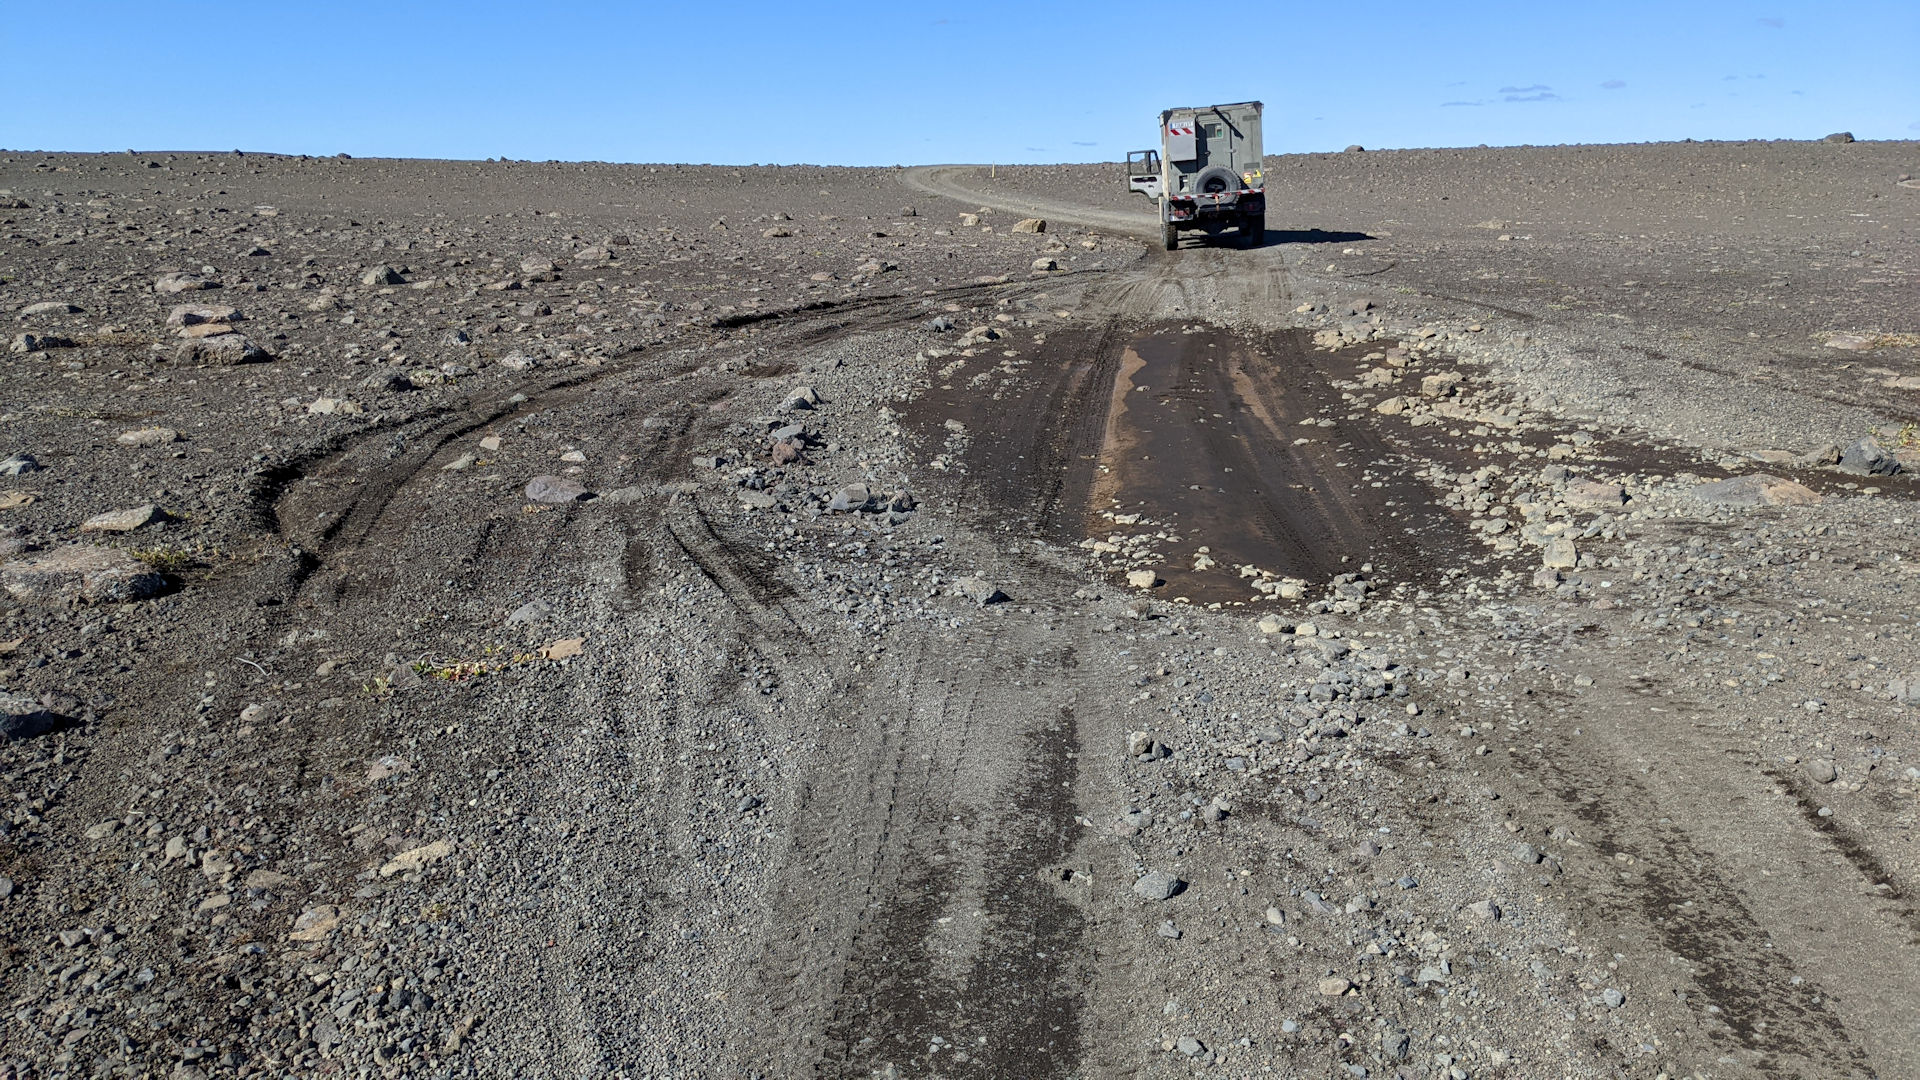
xmin=751 ymin=623 xmax=1101 ymax=1079
xmin=1470 ymin=660 xmax=1913 ymax=1077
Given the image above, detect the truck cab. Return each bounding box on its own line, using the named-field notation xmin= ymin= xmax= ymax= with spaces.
xmin=1126 ymin=101 xmax=1265 ymax=250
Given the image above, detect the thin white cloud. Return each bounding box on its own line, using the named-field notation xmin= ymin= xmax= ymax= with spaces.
xmin=1441 ymin=100 xmax=1484 ymax=107
xmin=1601 ymin=80 xmax=1626 ymax=90
xmin=1497 ymin=84 xmax=1552 ymax=94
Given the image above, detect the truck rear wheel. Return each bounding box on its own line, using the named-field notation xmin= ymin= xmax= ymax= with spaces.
xmin=1242 ymin=213 xmax=1264 ymax=248
xmin=1163 ymin=222 xmax=1179 ymax=251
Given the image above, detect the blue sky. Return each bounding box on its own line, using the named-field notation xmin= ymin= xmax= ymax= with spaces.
xmin=5 ymin=1 xmax=1915 ymax=164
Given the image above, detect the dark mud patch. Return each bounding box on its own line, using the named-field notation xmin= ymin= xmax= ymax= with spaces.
xmin=907 ymin=321 xmax=1480 ymax=602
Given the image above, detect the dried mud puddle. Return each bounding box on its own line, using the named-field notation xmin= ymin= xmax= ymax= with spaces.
xmin=910 ymin=322 xmax=1478 ymax=604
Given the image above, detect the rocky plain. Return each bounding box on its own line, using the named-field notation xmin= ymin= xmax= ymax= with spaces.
xmin=0 ymin=139 xmax=1917 ymax=1080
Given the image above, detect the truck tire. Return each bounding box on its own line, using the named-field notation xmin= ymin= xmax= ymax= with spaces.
xmin=1242 ymin=213 xmax=1264 ymax=248
xmin=1163 ymin=222 xmax=1179 ymax=251
xmin=1194 ymin=164 xmax=1238 ymax=195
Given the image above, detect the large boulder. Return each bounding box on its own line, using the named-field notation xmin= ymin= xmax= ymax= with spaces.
xmin=1 ymin=692 xmax=75 ymax=741
xmin=1691 ymin=474 xmax=1821 ymax=507
xmin=177 ymin=333 xmax=269 ymax=365
xmin=1 ymin=545 xmax=169 ymax=604
xmin=1836 ymin=437 xmax=1900 ymax=476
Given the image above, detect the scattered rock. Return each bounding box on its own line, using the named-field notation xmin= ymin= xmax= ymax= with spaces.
xmin=153 ymin=272 xmax=217 ymax=294
xmin=1821 ymin=132 xmax=1855 ymax=144
xmin=1 ymin=692 xmax=73 ymax=741
xmin=115 ymin=427 xmax=179 ymax=448
xmin=80 ymin=504 xmax=169 ymax=533
xmin=287 ymin=905 xmax=342 ymax=942
xmin=1011 ymin=218 xmax=1046 ymax=234
xmin=1126 ymin=569 xmax=1159 ymax=589
xmin=1541 ymin=536 xmax=1577 ymax=570
xmin=0 ymin=455 xmax=41 ymax=476
xmin=1691 ymin=473 xmax=1821 ymax=507
xmin=378 ymin=839 xmax=453 ymax=878
xmin=361 ymin=265 xmax=405 ymax=286
xmin=1132 ymin=870 xmax=1183 ymax=901
xmin=506 ymin=599 xmax=554 ymax=625
xmin=828 ymin=484 xmax=871 ymax=512
xmin=306 ymin=396 xmax=364 ymax=415
xmin=1562 ymin=480 xmax=1626 ymax=508
xmin=1836 ymin=436 xmax=1900 ymax=476
xmin=1318 ymin=976 xmax=1354 ymax=996
xmin=952 ymin=576 xmax=1005 ymax=606
xmin=10 ymin=332 xmax=72 ymax=354
xmin=165 ymin=303 xmax=241 ymax=328
xmin=179 ymin=333 xmax=270 ymax=364
xmin=525 ymin=475 xmax=590 ymax=504
xmin=1806 ymin=759 xmax=1838 ymax=784
xmin=1 ymin=544 xmax=169 ymax=603
xmin=21 ymin=301 xmax=80 ymax=316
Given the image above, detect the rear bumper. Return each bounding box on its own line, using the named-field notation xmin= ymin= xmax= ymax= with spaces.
xmin=1165 ymin=191 xmax=1264 ymax=224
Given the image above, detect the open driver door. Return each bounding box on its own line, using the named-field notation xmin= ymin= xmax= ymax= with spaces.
xmin=1126 ymin=150 xmax=1162 ymax=200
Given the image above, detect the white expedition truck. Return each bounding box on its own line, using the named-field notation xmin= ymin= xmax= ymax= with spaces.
xmin=1127 ymin=101 xmax=1265 ymax=250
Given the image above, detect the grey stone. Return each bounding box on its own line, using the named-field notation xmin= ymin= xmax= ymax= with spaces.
xmin=1 ymin=545 xmax=167 ymax=604
xmin=1157 ymin=919 xmax=1181 ymax=939
xmin=1601 ymin=988 xmax=1625 ymax=1008
xmin=828 ymin=484 xmax=871 ymax=513
xmin=20 ymin=301 xmax=80 ymax=316
xmin=1822 ymin=131 xmax=1855 ymax=144
xmin=1692 ymin=473 xmax=1820 ymax=507
xmin=1 ymin=692 xmax=72 ymax=740
xmin=154 ymin=272 xmax=218 ymax=294
xmin=165 ymin=303 xmax=240 ymax=328
xmin=524 ymin=475 xmax=589 ymax=504
xmin=952 ymin=576 xmax=1004 ymax=606
xmin=115 ymin=427 xmax=179 ymax=448
xmin=178 ymin=333 xmax=269 ymax=365
xmin=0 ymin=454 xmax=42 ymax=476
xmin=1806 ymin=758 xmax=1837 ymax=784
xmin=505 ymin=599 xmax=553 ymax=625
xmin=1542 ymin=536 xmax=1577 ymax=570
xmin=1174 ymin=1036 xmax=1205 ymax=1057
xmin=361 ymin=265 xmax=405 ymax=286
xmin=1836 ymin=436 xmax=1900 ymax=476
xmin=80 ymin=504 xmax=169 ymax=533
xmin=10 ymin=332 xmax=72 ymax=354
xmin=1132 ymin=870 xmax=1182 ymax=901
xmin=1563 ymin=480 xmax=1626 ymax=508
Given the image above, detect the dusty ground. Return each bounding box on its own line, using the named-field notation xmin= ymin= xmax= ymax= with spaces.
xmin=1 ymin=141 xmax=1918 ymax=1080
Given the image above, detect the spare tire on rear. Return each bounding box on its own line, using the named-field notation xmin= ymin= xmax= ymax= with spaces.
xmin=1193 ymin=164 xmax=1240 ymax=194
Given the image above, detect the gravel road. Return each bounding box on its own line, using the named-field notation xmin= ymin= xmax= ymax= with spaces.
xmin=2 ymin=141 xmax=1918 ymax=1079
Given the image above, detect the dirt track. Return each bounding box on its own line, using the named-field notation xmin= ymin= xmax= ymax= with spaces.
xmin=2 ymin=145 xmax=1919 ymax=1079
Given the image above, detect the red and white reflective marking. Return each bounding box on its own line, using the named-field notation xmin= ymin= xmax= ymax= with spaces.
xmin=1167 ymin=124 xmax=1194 ymax=136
